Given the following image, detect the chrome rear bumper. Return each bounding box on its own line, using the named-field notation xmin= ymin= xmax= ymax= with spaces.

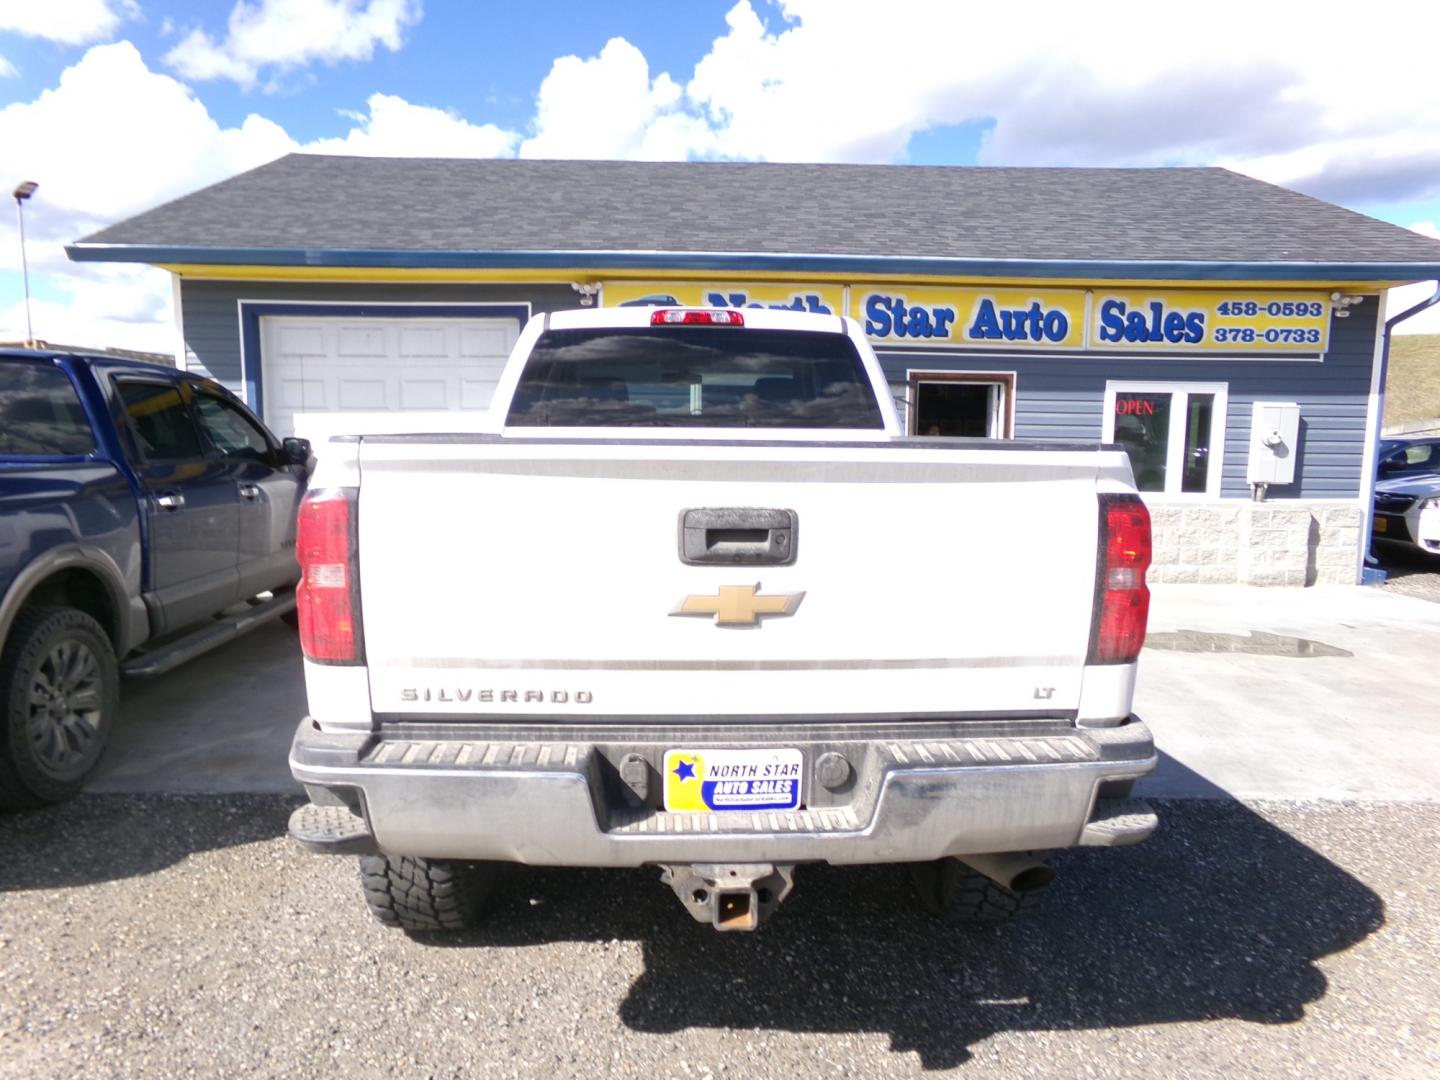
xmin=289 ymin=717 xmax=1157 ymax=866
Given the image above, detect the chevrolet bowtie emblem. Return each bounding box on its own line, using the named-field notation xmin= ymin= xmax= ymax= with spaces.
xmin=672 ymin=583 xmax=805 ymax=627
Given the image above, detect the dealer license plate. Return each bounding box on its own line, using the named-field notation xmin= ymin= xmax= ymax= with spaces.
xmin=663 ymin=748 xmax=803 ymax=812
xmin=1373 ymin=515 xmax=1388 ymax=533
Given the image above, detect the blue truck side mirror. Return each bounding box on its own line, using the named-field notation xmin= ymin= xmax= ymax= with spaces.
xmin=282 ymin=436 xmax=312 ymax=466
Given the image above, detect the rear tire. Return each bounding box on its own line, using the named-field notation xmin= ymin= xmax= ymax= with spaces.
xmin=0 ymin=606 xmax=119 ymax=809
xmin=358 ymin=854 xmax=497 ymax=930
xmin=909 ymin=857 xmax=1042 ymax=923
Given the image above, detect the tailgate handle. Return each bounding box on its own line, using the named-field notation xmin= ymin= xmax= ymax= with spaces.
xmin=680 ymin=508 xmax=797 ymax=566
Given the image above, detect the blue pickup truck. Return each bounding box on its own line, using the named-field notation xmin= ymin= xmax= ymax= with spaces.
xmin=0 ymin=348 xmax=310 ymax=807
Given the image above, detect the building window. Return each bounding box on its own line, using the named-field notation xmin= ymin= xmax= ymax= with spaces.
xmin=906 ymin=371 xmax=1015 ymax=437
xmin=1103 ymin=382 xmax=1227 ymax=497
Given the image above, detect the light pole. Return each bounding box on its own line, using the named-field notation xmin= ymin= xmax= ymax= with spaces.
xmin=13 ymin=180 xmax=37 ymax=344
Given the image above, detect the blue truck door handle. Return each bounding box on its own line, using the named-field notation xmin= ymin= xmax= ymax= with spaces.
xmin=155 ymin=492 xmax=185 ymax=511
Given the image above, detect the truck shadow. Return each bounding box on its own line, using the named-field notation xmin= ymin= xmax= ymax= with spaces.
xmin=0 ymin=794 xmax=296 ymax=890
xmin=424 ymin=795 xmax=1384 ymax=1070
xmin=0 ymin=777 xmax=1386 ymax=1068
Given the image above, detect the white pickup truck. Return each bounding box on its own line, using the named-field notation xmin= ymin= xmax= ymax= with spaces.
xmin=287 ymin=306 xmax=1157 ymax=932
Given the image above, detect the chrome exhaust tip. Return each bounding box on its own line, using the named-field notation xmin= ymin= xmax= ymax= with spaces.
xmin=960 ymin=852 xmax=1056 ymax=894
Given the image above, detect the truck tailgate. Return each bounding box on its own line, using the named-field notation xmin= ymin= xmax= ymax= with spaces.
xmin=356 ymin=439 xmax=1105 ymax=720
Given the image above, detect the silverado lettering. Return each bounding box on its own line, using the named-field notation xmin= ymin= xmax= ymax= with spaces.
xmin=399 ymin=688 xmax=593 ymax=704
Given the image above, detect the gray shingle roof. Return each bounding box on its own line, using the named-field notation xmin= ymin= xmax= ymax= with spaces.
xmin=73 ymin=154 xmax=1440 ymax=268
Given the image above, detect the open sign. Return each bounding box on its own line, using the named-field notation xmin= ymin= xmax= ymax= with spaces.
xmin=1115 ymin=398 xmax=1156 ymax=416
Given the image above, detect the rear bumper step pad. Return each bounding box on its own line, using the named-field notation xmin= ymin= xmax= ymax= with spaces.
xmin=289 ymin=718 xmax=1157 ymax=863
xmin=289 ymin=803 xmax=377 ymax=855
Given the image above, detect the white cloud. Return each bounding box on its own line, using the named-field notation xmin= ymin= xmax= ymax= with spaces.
xmin=0 ymin=41 xmax=517 ymax=351
xmin=310 ymin=93 xmax=518 ymax=158
xmin=0 ymin=42 xmax=296 ymax=349
xmin=0 ymin=0 xmax=138 ymax=45
xmin=685 ymin=0 xmax=925 ymax=163
xmin=1388 ymin=285 xmax=1440 ymax=336
xmin=1389 ymin=223 xmax=1440 ymax=336
xmin=1 ymin=267 xmax=176 ymax=354
xmin=531 ymin=0 xmax=1440 ymax=211
xmin=6 ymin=3 xmax=1440 ymax=352
xmin=520 ymin=38 xmax=716 ymax=161
xmin=165 ymin=0 xmax=421 ymax=90
xmin=1 ymin=43 xmax=293 ymax=231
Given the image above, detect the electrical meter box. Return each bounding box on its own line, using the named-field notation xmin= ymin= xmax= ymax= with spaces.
xmin=1247 ymin=401 xmax=1301 ymax=485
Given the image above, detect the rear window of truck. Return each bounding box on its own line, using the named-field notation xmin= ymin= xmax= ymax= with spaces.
xmin=0 ymin=362 xmax=95 ymax=456
xmin=506 ymin=326 xmax=885 ymax=429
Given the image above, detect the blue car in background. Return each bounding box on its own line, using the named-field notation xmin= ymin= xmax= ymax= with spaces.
xmin=1372 ymin=435 xmax=1440 ymax=559
xmin=0 ymin=348 xmax=310 ymax=807
xmin=1377 ymin=435 xmax=1440 ymax=480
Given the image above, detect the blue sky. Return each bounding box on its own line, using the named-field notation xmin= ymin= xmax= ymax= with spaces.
xmin=0 ymin=1 xmax=736 ymax=139
xmin=2 ymin=0 xmax=1439 ymax=349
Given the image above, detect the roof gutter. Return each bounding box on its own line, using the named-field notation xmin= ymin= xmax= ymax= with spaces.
xmin=62 ymin=242 xmax=1440 ymax=283
xmin=1363 ymin=279 xmax=1440 ymax=573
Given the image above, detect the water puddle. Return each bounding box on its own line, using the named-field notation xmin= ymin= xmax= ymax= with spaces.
xmin=1143 ymin=630 xmax=1353 ymax=658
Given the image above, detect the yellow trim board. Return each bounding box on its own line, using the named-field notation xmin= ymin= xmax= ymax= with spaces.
xmin=158 ymin=262 xmax=1414 ymax=292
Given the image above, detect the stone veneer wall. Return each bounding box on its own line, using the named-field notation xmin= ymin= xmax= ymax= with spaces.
xmin=1147 ymin=503 xmax=1365 ymax=586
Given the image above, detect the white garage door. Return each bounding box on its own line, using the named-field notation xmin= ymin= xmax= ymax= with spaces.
xmin=259 ymin=315 xmax=520 ymax=437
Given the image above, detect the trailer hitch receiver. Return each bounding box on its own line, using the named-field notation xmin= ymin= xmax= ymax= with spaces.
xmin=660 ymin=863 xmax=796 ymax=931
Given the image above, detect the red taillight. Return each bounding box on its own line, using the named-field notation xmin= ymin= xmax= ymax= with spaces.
xmin=650 ymin=308 xmax=745 ymax=326
xmin=296 ymin=488 xmax=360 ymax=663
xmin=1088 ymin=494 xmax=1151 ymax=664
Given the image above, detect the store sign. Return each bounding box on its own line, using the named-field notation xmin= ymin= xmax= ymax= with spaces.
xmin=600 ymin=280 xmax=1334 ymax=354
xmin=601 ymin=280 xmax=844 ymax=314
xmin=1089 ymin=291 xmax=1330 ymax=352
xmin=850 ymin=286 xmax=1088 ymax=349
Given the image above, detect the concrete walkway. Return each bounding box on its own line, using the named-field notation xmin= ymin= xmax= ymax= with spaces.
xmin=1135 ymin=583 xmax=1440 ymax=802
xmin=91 ymin=584 xmax=1440 ymax=802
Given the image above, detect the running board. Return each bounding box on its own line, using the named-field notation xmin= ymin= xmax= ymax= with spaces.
xmin=121 ymin=592 xmax=296 ymax=679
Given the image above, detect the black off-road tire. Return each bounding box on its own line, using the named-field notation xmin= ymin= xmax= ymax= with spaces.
xmin=358 ymin=854 xmax=497 ymax=930
xmin=0 ymin=606 xmax=120 ymax=809
xmin=909 ymin=857 xmax=1043 ymax=923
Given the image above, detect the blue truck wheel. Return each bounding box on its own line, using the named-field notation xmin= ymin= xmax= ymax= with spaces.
xmin=0 ymin=606 xmax=120 ymax=808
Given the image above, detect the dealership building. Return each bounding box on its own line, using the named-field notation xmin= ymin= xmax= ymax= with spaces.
xmin=68 ymin=155 xmax=1440 ymax=585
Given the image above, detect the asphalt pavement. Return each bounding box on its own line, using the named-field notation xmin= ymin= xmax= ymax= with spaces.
xmin=3 ymin=578 xmax=1439 ymax=1077
xmin=1 ymin=796 xmax=1435 ymax=1077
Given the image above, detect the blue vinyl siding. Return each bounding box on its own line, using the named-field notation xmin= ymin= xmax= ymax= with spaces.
xmin=182 ymin=279 xmax=1380 ymax=500
xmin=880 ymin=298 xmax=1379 ymax=499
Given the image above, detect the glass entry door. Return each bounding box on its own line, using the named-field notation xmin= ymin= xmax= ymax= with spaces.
xmin=1105 ymin=383 xmax=1226 ymax=496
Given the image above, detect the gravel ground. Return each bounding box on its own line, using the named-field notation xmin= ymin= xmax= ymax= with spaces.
xmin=1 ymin=797 xmax=1437 ymax=1078
xmin=1373 ymin=549 xmax=1440 ymax=603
